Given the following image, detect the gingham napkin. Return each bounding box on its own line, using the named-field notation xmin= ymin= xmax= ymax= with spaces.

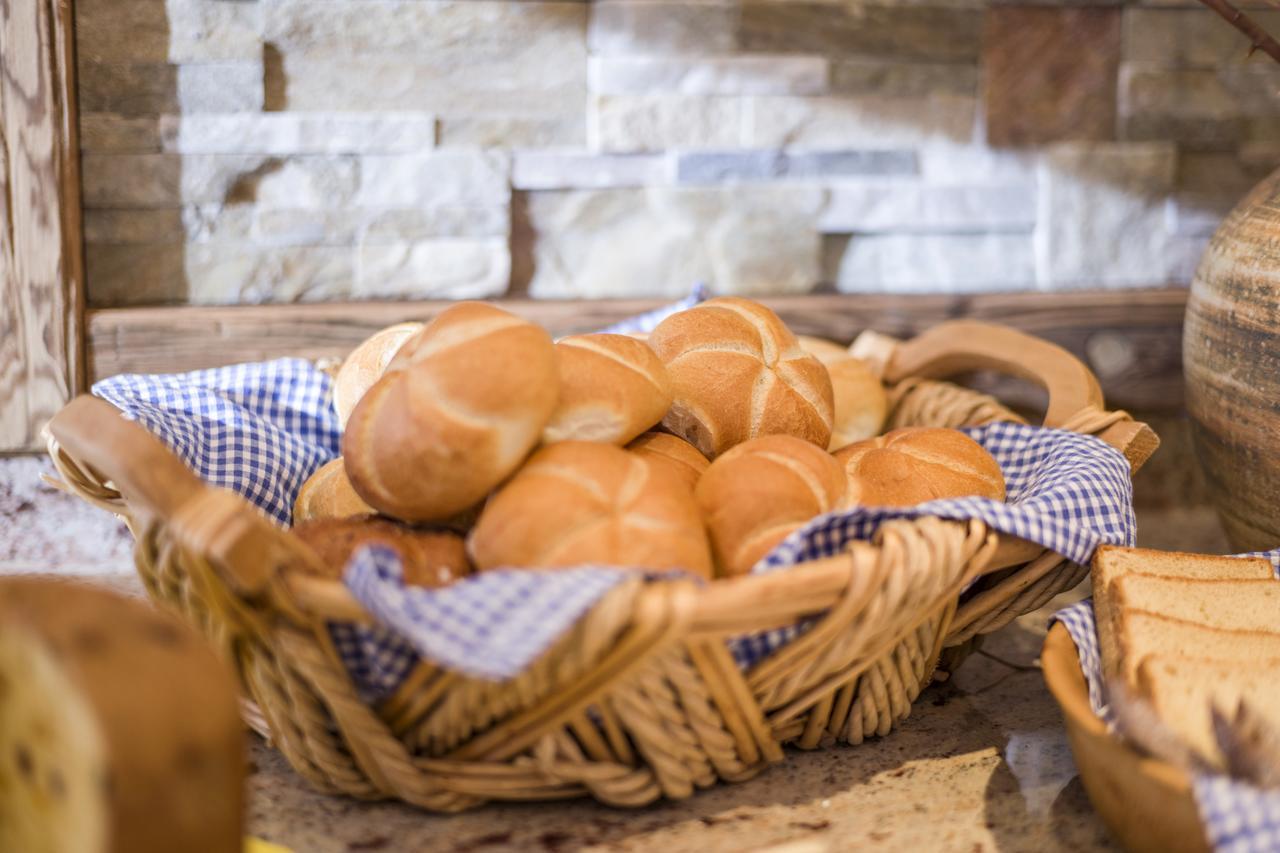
xmin=92 ymin=294 xmax=1135 ymax=703
xmin=1054 ymin=552 xmax=1280 ymax=853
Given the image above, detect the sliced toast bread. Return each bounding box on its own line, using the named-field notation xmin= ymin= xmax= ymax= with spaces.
xmin=1111 ymin=576 xmax=1280 ymax=636
xmin=1091 ymin=545 xmax=1273 ymax=674
xmin=1116 ymin=609 xmax=1280 ymax=684
xmin=1137 ymin=655 xmax=1280 ymax=769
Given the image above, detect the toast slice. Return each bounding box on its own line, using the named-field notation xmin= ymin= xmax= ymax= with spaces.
xmin=1091 ymin=545 xmax=1273 ymax=675
xmin=1137 ymin=655 xmax=1280 ymax=769
xmin=1111 ymin=575 xmax=1280 ymax=637
xmin=1116 ymin=609 xmax=1280 ymax=684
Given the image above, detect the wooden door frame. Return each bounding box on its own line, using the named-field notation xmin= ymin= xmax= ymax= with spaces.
xmin=1 ymin=0 xmax=85 ymax=452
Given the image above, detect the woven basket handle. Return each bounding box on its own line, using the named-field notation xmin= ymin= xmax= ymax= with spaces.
xmin=872 ymin=320 xmax=1158 ymax=471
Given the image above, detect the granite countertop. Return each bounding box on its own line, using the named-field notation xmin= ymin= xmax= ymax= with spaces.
xmin=0 ymin=453 xmax=1230 ymax=853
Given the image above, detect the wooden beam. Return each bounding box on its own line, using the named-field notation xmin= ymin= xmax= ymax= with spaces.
xmin=87 ymin=289 xmax=1188 ymax=412
xmin=0 ymin=0 xmax=85 ymax=451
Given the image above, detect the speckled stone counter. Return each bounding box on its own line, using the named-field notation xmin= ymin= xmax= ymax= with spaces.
xmin=0 ymin=445 xmax=1232 ymax=853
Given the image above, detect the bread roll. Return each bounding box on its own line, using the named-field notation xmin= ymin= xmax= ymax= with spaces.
xmin=293 ymin=516 xmax=472 ymax=588
xmin=332 ymin=322 xmax=422 ymax=428
xmin=835 ymin=427 xmax=1005 ymax=507
xmin=648 ymin=297 xmax=834 ymax=457
xmin=293 ymin=457 xmax=375 ymax=523
xmin=342 ymin=302 xmax=558 ymax=522
xmin=696 ymin=435 xmax=846 ymax=578
xmin=797 ymin=334 xmax=851 ymax=366
xmin=468 ymin=441 xmax=713 ymax=578
xmin=543 ymin=334 xmax=673 ymax=445
xmin=627 ymin=431 xmax=709 ymax=492
xmin=826 ymin=357 xmax=888 ymax=451
xmin=0 ymin=577 xmax=244 ymax=853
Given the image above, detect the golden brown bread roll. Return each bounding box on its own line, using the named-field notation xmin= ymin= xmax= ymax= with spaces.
xmin=797 ymin=334 xmax=851 ymax=366
xmin=468 ymin=441 xmax=713 ymax=579
xmin=332 ymin=322 xmax=422 ymax=428
xmin=834 ymin=427 xmax=1006 ymax=507
xmin=342 ymin=302 xmax=559 ymax=522
xmin=696 ymin=435 xmax=847 ymax=578
xmin=626 ymin=431 xmax=709 ymax=492
xmin=826 ymin=357 xmax=888 ymax=451
xmin=293 ymin=457 xmax=375 ymax=523
xmin=648 ymin=297 xmax=834 ymax=457
xmin=292 ymin=516 xmax=472 ymax=588
xmin=543 ymin=334 xmax=673 ymax=445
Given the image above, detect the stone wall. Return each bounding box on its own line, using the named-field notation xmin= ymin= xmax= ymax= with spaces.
xmin=76 ymin=0 xmax=1280 ymax=306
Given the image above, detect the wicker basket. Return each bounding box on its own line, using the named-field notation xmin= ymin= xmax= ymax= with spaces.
xmin=45 ymin=320 xmax=1158 ymax=812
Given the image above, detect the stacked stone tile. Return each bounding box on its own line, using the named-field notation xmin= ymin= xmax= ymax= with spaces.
xmin=75 ymin=0 xmax=1280 ymax=305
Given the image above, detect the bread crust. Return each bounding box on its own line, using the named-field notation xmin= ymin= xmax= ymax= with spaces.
xmin=342 ymin=302 xmax=559 ymax=522
xmin=293 ymin=457 xmax=376 ymax=523
xmin=696 ymin=434 xmax=846 ymax=578
xmin=648 ymin=297 xmax=834 ymax=457
xmin=825 ymin=357 xmax=888 ymax=451
xmin=292 ymin=516 xmax=472 ymax=588
xmin=332 ymin=322 xmax=422 ymax=428
xmin=626 ymin=431 xmax=709 ymax=492
xmin=543 ymin=334 xmax=673 ymax=445
xmin=468 ymin=441 xmax=713 ymax=578
xmin=834 ymin=426 xmax=1005 ymax=507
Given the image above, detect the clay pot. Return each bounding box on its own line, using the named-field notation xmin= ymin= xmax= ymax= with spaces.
xmin=1184 ymin=167 xmax=1280 ymax=551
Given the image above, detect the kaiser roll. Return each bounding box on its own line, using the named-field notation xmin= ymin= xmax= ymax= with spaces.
xmin=648 ymin=297 xmax=834 ymax=457
xmin=543 ymin=334 xmax=673 ymax=445
xmin=627 ymin=431 xmax=709 ymax=492
xmin=342 ymin=302 xmax=559 ymax=522
xmin=332 ymin=322 xmax=422 ymax=428
xmin=468 ymin=441 xmax=713 ymax=578
xmin=826 ymin=357 xmax=888 ymax=451
xmin=835 ymin=427 xmax=1006 ymax=507
xmin=696 ymin=435 xmax=846 ymax=578
xmin=293 ymin=457 xmax=375 ymax=523
xmin=293 ymin=516 xmax=472 ymax=588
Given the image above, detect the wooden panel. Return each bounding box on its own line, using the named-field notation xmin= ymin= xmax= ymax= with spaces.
xmin=0 ymin=0 xmax=85 ymax=451
xmin=87 ymin=289 xmax=1189 ymax=412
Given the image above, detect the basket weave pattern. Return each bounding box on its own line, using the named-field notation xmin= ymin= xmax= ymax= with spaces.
xmin=45 ymin=323 xmax=1155 ymax=811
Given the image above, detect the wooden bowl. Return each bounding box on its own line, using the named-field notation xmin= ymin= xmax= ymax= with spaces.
xmin=1041 ymin=622 xmax=1208 ymax=853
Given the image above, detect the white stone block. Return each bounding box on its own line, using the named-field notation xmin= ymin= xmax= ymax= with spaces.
xmin=591 ymin=95 xmax=745 ymax=153
xmin=357 ymin=151 xmax=511 ymax=207
xmin=184 ymin=244 xmax=357 ymax=303
xmin=526 ymin=186 xmax=825 ymax=298
xmin=161 ymin=114 xmax=437 ymax=155
xmin=588 ymin=56 xmax=828 ymax=96
xmin=748 ymin=95 xmax=977 ymax=150
xmin=76 ymin=0 xmax=262 ymax=63
xmin=438 ymin=116 xmax=586 ymax=149
xmin=818 ymin=183 xmax=1036 ymax=233
xmin=1037 ymin=143 xmax=1182 ymax=289
xmin=177 ymin=63 xmax=264 ymax=113
xmin=512 ymin=153 xmax=667 ymax=190
xmin=356 ymin=239 xmax=510 ymax=299
xmin=826 ymin=233 xmax=1035 ymax=292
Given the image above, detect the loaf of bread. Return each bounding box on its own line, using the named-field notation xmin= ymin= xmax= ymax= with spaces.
xmin=293 ymin=457 xmax=376 ymax=523
xmin=543 ymin=334 xmax=673 ymax=445
xmin=1091 ymin=545 xmax=1273 ymax=676
xmin=0 ymin=577 xmax=244 ymax=853
xmin=342 ymin=302 xmax=559 ymax=522
xmin=826 ymin=357 xmax=888 ymax=451
xmin=293 ymin=516 xmax=472 ymax=588
xmin=696 ymin=435 xmax=846 ymax=578
xmin=797 ymin=334 xmax=851 ymax=366
xmin=627 ymin=431 xmax=709 ymax=492
xmin=648 ymin=297 xmax=834 ymax=457
xmin=332 ymin=322 xmax=422 ymax=428
xmin=834 ymin=426 xmax=1005 ymax=507
xmin=468 ymin=441 xmax=713 ymax=578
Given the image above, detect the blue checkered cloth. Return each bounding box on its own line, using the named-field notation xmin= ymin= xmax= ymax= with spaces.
xmin=1054 ymin=554 xmax=1280 ymax=853
xmin=90 ymin=295 xmax=1136 ymax=708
